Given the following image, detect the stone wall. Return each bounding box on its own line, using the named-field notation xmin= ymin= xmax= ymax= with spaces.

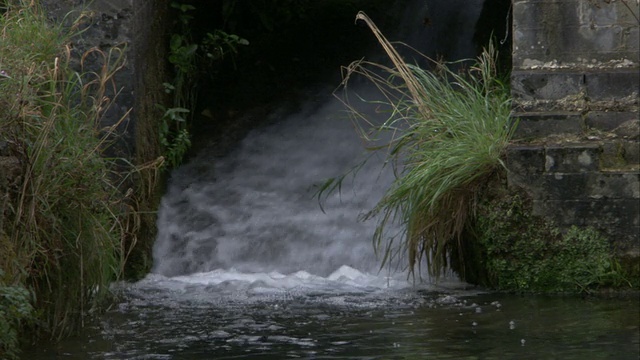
xmin=40 ymin=0 xmax=170 ymax=275
xmin=508 ymin=0 xmax=639 ymax=256
xmin=40 ymin=0 xmax=168 ymax=163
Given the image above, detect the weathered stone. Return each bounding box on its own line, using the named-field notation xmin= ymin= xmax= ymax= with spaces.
xmin=532 ymin=198 xmax=640 ymax=252
xmin=513 ymin=0 xmax=639 ymax=67
xmin=544 ymin=144 xmax=601 ymax=173
xmin=585 ymin=111 xmax=638 ymax=132
xmin=512 ymin=112 xmax=584 ymax=139
xmin=540 ymin=173 xmax=590 ymax=200
xmin=600 ymin=140 xmax=640 ymax=169
xmin=40 ymin=0 xmax=137 ymax=159
xmin=541 ymin=171 xmax=638 ymax=200
xmin=512 ymin=71 xmax=584 ymax=101
xmin=505 ymin=145 xmax=546 ymax=188
xmin=622 ymin=141 xmax=640 ymax=165
xmin=585 ymin=70 xmax=640 ymax=101
xmin=612 ymin=120 xmax=640 ymax=140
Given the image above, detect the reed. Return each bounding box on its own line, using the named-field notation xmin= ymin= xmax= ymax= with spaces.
xmin=321 ymin=12 xmax=515 ymax=280
xmin=0 ymin=0 xmax=133 ymax=346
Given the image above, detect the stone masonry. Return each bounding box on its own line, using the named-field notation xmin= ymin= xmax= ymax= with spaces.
xmin=40 ymin=0 xmax=168 ymax=163
xmin=39 ymin=0 xmax=170 ymax=270
xmin=508 ymin=0 xmax=639 ymax=257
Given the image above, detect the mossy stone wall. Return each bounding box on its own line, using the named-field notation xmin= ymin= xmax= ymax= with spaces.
xmin=508 ymin=0 xmax=639 ymax=260
xmin=40 ymin=0 xmax=170 ymax=276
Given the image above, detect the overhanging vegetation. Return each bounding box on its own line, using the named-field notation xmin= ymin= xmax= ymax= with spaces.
xmin=0 ymin=1 xmax=137 ymax=355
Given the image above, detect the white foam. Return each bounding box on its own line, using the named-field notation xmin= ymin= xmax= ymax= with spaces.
xmin=137 ymin=265 xmax=411 ymax=297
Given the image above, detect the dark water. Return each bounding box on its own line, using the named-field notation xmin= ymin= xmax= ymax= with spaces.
xmin=26 ymin=281 xmax=639 ymax=359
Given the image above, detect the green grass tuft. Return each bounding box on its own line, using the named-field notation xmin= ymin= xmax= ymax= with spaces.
xmin=319 ymin=12 xmax=515 ymax=280
xmin=0 ymin=0 xmax=137 ymax=348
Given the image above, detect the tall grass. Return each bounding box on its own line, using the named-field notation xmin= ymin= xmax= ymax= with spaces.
xmin=0 ymin=0 xmax=134 ymax=346
xmin=320 ymin=12 xmax=515 ymax=280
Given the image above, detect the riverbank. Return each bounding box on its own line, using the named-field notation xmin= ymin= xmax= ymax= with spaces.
xmin=0 ymin=2 xmax=142 ymax=356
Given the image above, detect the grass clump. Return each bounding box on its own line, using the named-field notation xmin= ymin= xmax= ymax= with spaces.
xmin=320 ymin=12 xmax=515 ymax=280
xmin=0 ymin=0 xmax=133 ymax=349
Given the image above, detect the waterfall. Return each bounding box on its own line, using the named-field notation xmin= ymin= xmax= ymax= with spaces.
xmin=150 ymin=0 xmax=485 ymax=289
xmin=152 ymin=90 xmax=395 ymax=278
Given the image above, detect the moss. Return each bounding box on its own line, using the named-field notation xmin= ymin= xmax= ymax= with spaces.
xmin=457 ymin=179 xmax=635 ymax=294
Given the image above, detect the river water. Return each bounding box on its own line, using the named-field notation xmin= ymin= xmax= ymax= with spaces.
xmin=25 ymin=1 xmax=640 ymax=358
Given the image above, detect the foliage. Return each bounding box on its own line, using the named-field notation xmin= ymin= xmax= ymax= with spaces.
xmin=318 ymin=12 xmax=515 ymax=280
xmin=474 ymin=190 xmax=633 ymax=293
xmin=0 ymin=0 xmax=132 ymax=343
xmin=0 ymin=270 xmax=34 ymax=360
xmin=161 ymin=1 xmax=248 ymax=168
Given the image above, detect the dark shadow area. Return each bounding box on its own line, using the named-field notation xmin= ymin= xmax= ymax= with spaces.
xmin=170 ymin=0 xmax=408 ymax=156
xmin=473 ymin=0 xmax=512 ymax=79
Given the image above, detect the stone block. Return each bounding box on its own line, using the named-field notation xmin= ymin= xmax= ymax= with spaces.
xmin=545 ymin=144 xmax=601 ymax=173
xmin=625 ymin=26 xmax=640 ymax=57
xmin=513 ymin=0 xmax=640 ymax=66
xmin=536 ymin=172 xmax=638 ymax=200
xmin=585 ymin=70 xmax=640 ymax=101
xmin=540 ymin=173 xmax=590 ymax=200
xmin=623 ymin=141 xmax=640 ymax=165
xmin=592 ymin=172 xmax=640 ymax=199
xmin=512 ymin=71 xmax=585 ymax=101
xmin=600 ymin=140 xmax=640 ymax=169
xmin=512 ymin=112 xmax=584 ymax=139
xmin=513 ymin=0 xmax=577 ymax=65
xmin=613 ymin=120 xmax=640 ymax=140
xmin=505 ymin=145 xmax=546 ymax=188
xmin=585 ymin=111 xmax=639 ymax=132
xmin=618 ymin=226 xmax=640 ymax=254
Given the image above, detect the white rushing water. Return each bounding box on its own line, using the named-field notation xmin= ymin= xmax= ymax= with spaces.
xmin=146 ymin=88 xmax=420 ymax=297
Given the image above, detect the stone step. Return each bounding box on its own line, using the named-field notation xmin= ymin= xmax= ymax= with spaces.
xmin=511 ymin=111 xmax=583 ymax=139
xmin=506 ymin=143 xmax=603 ymax=178
xmin=601 ymin=139 xmax=640 ymax=170
xmin=507 ymin=137 xmax=639 ymax=175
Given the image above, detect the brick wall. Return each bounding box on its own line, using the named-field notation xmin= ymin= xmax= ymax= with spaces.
xmin=508 ymin=0 xmax=639 ymax=256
